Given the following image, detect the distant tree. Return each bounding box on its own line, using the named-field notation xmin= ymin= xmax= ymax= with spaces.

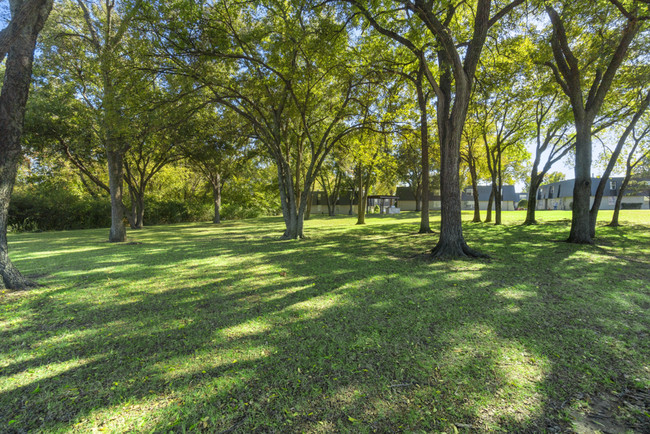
xmin=524 ymin=85 xmax=574 ymax=225
xmin=590 ymin=90 xmax=650 ymax=235
xmin=182 ymin=109 xmax=253 ymax=224
xmin=609 ymin=128 xmax=650 ymax=226
xmin=460 ymin=118 xmax=487 ymax=223
xmin=0 ymin=0 xmax=53 ymax=290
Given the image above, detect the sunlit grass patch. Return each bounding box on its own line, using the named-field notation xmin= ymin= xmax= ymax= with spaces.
xmin=1 ymin=210 xmax=649 ymax=432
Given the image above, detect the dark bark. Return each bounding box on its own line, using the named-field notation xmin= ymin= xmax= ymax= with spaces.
xmin=107 ymin=150 xmax=127 ymax=242
xmin=304 ymin=192 xmax=312 ymax=220
xmin=356 ymin=163 xmax=366 ymax=225
xmin=0 ymin=0 xmax=53 ymax=290
xmin=525 ymin=174 xmax=543 ymax=225
xmin=495 ymin=150 xmax=503 ymax=225
xmin=212 ymin=174 xmax=222 ymax=224
xmin=416 ymin=62 xmax=432 ymax=233
xmin=609 ymin=174 xmax=630 ymax=227
xmin=461 ymin=126 xmax=481 ymax=222
xmin=485 ymin=189 xmax=494 ymax=223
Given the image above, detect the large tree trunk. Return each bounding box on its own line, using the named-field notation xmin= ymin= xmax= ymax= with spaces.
xmin=277 ymin=158 xmax=305 ymax=239
xmin=568 ymin=122 xmax=593 ymax=243
xmin=107 ymin=150 xmax=127 ymax=242
xmin=431 ymin=128 xmax=483 ymax=258
xmin=0 ymin=0 xmax=52 ymax=290
xmin=417 ymin=65 xmax=432 ymax=233
xmin=525 ymin=174 xmax=543 ymax=225
xmin=430 ymin=49 xmax=486 ymax=259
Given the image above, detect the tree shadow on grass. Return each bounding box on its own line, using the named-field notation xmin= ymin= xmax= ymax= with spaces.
xmin=1 ymin=217 xmax=648 ymax=432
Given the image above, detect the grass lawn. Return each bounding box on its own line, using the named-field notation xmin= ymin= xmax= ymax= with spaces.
xmin=1 ymin=210 xmax=649 ymax=432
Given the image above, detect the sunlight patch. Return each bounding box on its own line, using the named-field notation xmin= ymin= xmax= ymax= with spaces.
xmin=219 ymin=319 xmax=272 ymax=339
xmin=0 ymin=356 xmax=103 ymax=394
xmin=284 ymin=294 xmax=344 ymax=318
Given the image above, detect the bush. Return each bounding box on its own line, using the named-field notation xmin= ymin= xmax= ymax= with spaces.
xmin=517 ymin=199 xmax=528 ymax=209
xmin=9 ymin=191 xmax=111 ymax=232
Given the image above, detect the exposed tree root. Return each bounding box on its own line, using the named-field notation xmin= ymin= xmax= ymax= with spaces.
xmin=430 ymin=240 xmax=489 ymax=260
xmin=522 ymin=220 xmax=537 ymax=226
xmin=418 ymin=227 xmax=434 ymax=234
xmin=566 ymin=235 xmax=594 ymax=245
xmin=1 ymin=264 xmax=38 ymax=291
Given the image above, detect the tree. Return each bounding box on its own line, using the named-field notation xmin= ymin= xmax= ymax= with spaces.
xmin=460 ymin=118 xmax=487 ymax=223
xmin=45 ymin=0 xmax=144 ymax=242
xmin=524 ymin=87 xmax=574 ymax=224
xmin=155 ymin=0 xmax=370 ymax=239
xmin=609 ymin=123 xmax=650 ymax=226
xmin=182 ymin=108 xmax=253 ymax=224
xmin=344 ymin=0 xmax=525 ymax=258
xmin=590 ymin=90 xmax=650 ymax=235
xmin=543 ymin=0 xmax=648 ymax=243
xmin=0 ymin=0 xmax=53 ymax=290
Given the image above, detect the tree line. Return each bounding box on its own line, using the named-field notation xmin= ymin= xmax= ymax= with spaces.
xmin=1 ymin=0 xmax=649 ymax=289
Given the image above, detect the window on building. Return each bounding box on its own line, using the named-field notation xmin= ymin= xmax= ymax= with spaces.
xmin=610 ymin=180 xmax=617 ymax=190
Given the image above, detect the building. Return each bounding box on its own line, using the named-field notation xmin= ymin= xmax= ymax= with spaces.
xmin=536 ymin=177 xmax=650 ymax=210
xmin=395 ymin=186 xmax=441 ymax=211
xmin=460 ymin=185 xmax=519 ymax=211
xmin=396 ymin=185 xmax=520 ymax=211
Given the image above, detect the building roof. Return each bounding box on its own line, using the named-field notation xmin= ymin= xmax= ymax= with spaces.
xmin=461 ymin=185 xmax=518 ymax=202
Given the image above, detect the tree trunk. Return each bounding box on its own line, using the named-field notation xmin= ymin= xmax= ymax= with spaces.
xmin=0 ymin=0 xmax=52 ymax=290
xmin=485 ymin=189 xmax=494 ymax=223
xmin=212 ymin=178 xmax=222 ymax=224
xmin=431 ymin=128 xmax=483 ymax=258
xmin=609 ymin=173 xmax=631 ymax=227
xmin=525 ymin=175 xmax=542 ymax=225
xmin=414 ymin=183 xmax=421 ymax=212
xmin=107 ymin=150 xmax=127 ymax=241
xmin=495 ymin=150 xmax=503 ymax=225
xmin=417 ymin=65 xmax=432 ymax=233
xmin=135 ymin=195 xmax=144 ymax=229
xmin=277 ymin=158 xmax=305 ymax=239
xmin=356 ymin=164 xmax=366 ymax=225
xmin=467 ymin=151 xmax=481 ymax=223
xmin=304 ymin=192 xmax=312 ymax=220
xmin=568 ymin=122 xmax=593 ymax=244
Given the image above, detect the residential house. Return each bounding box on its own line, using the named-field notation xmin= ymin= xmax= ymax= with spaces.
xmin=460 ymin=185 xmax=519 ymax=211
xmin=536 ymin=177 xmax=650 ymax=210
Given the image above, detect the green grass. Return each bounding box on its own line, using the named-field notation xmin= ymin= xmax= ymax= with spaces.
xmin=1 ymin=210 xmax=649 ymax=432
